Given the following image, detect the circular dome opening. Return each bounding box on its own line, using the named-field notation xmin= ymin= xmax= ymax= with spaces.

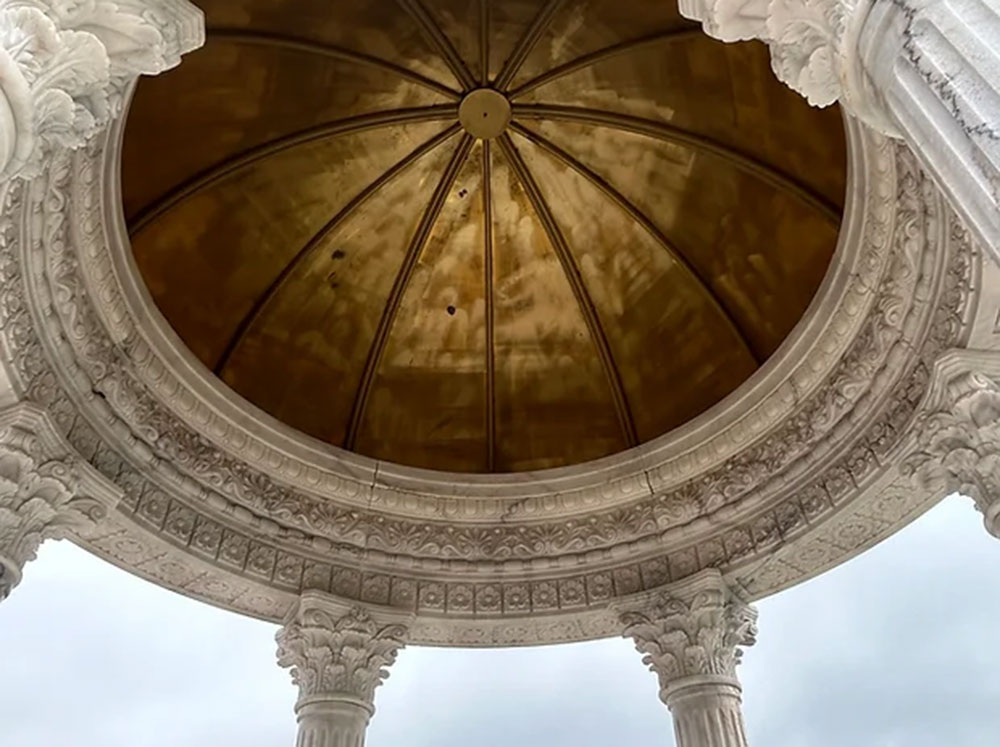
xmin=121 ymin=0 xmax=847 ymax=474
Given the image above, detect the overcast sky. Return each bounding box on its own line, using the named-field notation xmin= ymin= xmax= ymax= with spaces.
xmin=2 ymin=496 xmax=999 ymax=747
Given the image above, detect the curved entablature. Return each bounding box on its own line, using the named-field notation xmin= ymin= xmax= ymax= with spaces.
xmin=0 ymin=90 xmax=985 ymax=644
xmin=120 ymin=0 xmax=846 ymax=473
xmin=0 ymin=0 xmax=993 ymax=650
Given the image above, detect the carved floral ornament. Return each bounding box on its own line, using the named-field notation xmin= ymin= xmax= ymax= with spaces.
xmin=903 ymin=361 xmax=1000 ymax=539
xmin=679 ymin=0 xmax=895 ymax=131
xmin=0 ymin=419 xmax=105 ymax=600
xmin=0 ymin=0 xmax=203 ymax=181
xmin=0 ymin=1 xmax=990 ymax=645
xmin=618 ymin=572 xmax=759 ymax=698
xmin=276 ymin=603 xmax=408 ymax=706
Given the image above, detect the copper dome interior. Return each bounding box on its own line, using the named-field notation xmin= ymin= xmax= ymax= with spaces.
xmin=121 ymin=0 xmax=847 ymax=474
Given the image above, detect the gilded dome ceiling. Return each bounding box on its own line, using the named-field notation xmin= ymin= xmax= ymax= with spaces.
xmin=120 ymin=0 xmax=847 ymax=474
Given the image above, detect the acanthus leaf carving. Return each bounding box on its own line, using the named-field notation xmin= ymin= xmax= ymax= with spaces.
xmin=765 ymin=0 xmax=853 ymax=107
xmin=682 ymin=0 xmax=887 ymax=122
xmin=0 ymin=0 xmax=203 ymax=181
xmin=0 ymin=422 xmax=104 ymax=600
xmin=618 ymin=571 xmax=758 ymax=701
xmin=903 ymin=368 xmax=1000 ymax=538
xmin=276 ymin=603 xmax=408 ymax=708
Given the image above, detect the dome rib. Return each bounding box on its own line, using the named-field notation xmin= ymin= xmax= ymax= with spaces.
xmin=512 ymin=104 xmax=842 ymax=225
xmin=481 ymin=140 xmax=498 ymax=471
xmin=497 ymin=133 xmax=640 ymax=448
xmin=493 ymin=0 xmax=564 ymax=90
xmin=344 ymin=134 xmax=478 ymax=450
xmin=207 ymin=28 xmax=463 ymax=100
xmin=129 ymin=105 xmax=460 ymax=237
xmin=508 ymin=29 xmax=704 ymax=99
xmin=213 ymin=123 xmax=463 ymax=374
xmin=510 ymin=120 xmax=762 ymax=364
xmin=398 ymin=0 xmax=478 ymax=90
xmin=479 ymin=0 xmax=491 ymax=86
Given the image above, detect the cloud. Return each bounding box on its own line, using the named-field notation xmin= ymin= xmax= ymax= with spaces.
xmin=1 ymin=497 xmax=998 ymax=747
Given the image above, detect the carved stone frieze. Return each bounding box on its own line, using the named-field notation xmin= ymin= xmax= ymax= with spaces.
xmin=0 ymin=0 xmax=203 ymax=181
xmin=0 ymin=104 xmax=979 ymax=640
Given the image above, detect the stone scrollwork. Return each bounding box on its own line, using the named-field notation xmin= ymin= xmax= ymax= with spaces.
xmin=0 ymin=420 xmax=103 ymax=601
xmin=683 ymin=0 xmax=1000 ymax=257
xmin=277 ymin=600 xmax=409 ymax=709
xmin=904 ymin=358 xmax=1000 ymax=539
xmin=276 ymin=597 xmax=410 ymax=747
xmin=680 ymin=0 xmax=867 ymax=109
xmin=0 ymin=0 xmax=204 ymax=181
xmin=618 ymin=570 xmax=758 ymax=698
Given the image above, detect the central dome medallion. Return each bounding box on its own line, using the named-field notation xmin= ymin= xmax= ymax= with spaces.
xmin=121 ymin=0 xmax=847 ymax=474
xmin=459 ymin=88 xmax=513 ymax=139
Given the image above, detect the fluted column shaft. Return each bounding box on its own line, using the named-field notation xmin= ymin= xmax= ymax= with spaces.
xmin=294 ymin=699 xmax=371 ymax=747
xmin=618 ymin=569 xmax=758 ymax=747
xmin=277 ymin=596 xmax=409 ymax=747
xmin=667 ymin=676 xmax=749 ymax=747
xmin=857 ymin=0 xmax=1000 ymax=259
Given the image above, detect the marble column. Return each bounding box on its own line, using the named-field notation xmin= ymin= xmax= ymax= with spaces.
xmin=618 ymin=569 xmax=759 ymax=747
xmin=679 ymin=0 xmax=1000 ymax=262
xmin=276 ymin=596 xmax=409 ymax=747
xmin=0 ymin=424 xmax=101 ymax=602
xmin=0 ymin=0 xmax=204 ymax=183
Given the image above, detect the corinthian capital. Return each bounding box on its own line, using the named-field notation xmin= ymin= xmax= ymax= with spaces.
xmin=0 ymin=0 xmax=204 ymax=181
xmin=681 ymin=0 xmax=890 ymax=126
xmin=618 ymin=569 xmax=758 ymax=701
xmin=276 ymin=600 xmax=409 ymax=710
xmin=0 ymin=423 xmax=102 ymax=601
xmin=904 ymin=362 xmax=1000 ymax=539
